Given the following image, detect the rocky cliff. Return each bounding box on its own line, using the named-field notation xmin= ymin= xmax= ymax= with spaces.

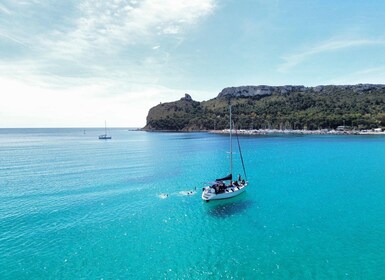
xmin=217 ymin=84 xmax=385 ymax=98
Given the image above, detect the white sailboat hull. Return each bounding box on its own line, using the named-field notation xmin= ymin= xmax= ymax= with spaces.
xmin=202 ymin=182 xmax=247 ymax=201
xmin=99 ymin=134 xmax=111 ymax=139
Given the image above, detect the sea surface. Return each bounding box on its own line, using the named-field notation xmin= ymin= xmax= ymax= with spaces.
xmin=1 ymin=128 xmax=385 ymax=279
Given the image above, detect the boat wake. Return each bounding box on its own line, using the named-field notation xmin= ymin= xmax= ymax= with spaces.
xmin=178 ymin=190 xmax=196 ymax=196
xmin=157 ymin=188 xmax=197 ymax=199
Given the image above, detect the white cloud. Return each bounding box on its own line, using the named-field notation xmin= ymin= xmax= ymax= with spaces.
xmin=278 ymin=38 xmax=385 ymax=72
xmin=1 ymin=0 xmax=216 ymax=74
xmin=0 ymin=75 xmax=191 ymax=128
xmin=162 ymin=26 xmax=180 ymax=35
xmin=0 ymin=3 xmax=11 ymax=14
xmin=0 ymin=0 xmax=216 ymax=127
xmin=44 ymin=0 xmax=216 ymax=57
xmin=0 ymin=30 xmax=28 ymax=47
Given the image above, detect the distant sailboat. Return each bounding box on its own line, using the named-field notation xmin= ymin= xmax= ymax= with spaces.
xmin=201 ymin=104 xmax=248 ymax=202
xmin=99 ymin=121 xmax=112 ymax=140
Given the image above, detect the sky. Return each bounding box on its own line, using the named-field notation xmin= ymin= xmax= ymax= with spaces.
xmin=1 ymin=0 xmax=385 ymax=128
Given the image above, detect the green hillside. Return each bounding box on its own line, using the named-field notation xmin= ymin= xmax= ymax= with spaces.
xmin=144 ymin=85 xmax=385 ymax=131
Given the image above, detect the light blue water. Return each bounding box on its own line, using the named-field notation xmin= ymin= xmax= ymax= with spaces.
xmin=1 ymin=128 xmax=385 ymax=279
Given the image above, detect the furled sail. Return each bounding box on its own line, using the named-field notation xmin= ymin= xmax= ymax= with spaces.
xmin=216 ymin=174 xmax=232 ymax=182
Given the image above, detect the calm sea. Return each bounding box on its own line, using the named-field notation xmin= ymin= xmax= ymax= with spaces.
xmin=1 ymin=128 xmax=385 ymax=279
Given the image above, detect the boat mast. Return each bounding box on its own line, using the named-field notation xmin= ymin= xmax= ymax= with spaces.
xmin=229 ymin=104 xmax=232 ymax=177
xmin=105 ymin=120 xmax=107 ymax=135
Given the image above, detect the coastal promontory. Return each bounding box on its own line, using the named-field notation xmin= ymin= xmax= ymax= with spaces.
xmin=144 ymin=84 xmax=385 ymax=131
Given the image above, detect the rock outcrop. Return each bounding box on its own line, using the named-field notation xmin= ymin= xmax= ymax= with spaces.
xmin=217 ymin=85 xmax=306 ymax=98
xmin=181 ymin=93 xmax=193 ymax=101
xmin=217 ymin=84 xmax=385 ymax=98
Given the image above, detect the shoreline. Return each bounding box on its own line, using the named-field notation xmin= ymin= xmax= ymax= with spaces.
xmin=211 ymin=128 xmax=385 ymax=136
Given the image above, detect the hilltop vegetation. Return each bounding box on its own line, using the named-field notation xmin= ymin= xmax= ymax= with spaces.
xmin=144 ymin=85 xmax=385 ymax=131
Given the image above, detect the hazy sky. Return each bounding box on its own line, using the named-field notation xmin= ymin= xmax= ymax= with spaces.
xmin=1 ymin=0 xmax=385 ymax=127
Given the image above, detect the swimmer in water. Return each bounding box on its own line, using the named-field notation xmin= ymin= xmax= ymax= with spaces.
xmin=159 ymin=193 xmax=168 ymax=199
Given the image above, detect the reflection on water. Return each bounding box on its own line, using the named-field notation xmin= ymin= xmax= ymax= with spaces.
xmin=206 ymin=198 xmax=254 ymax=218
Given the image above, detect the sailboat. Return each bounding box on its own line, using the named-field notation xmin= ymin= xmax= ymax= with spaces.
xmin=202 ymin=104 xmax=248 ymax=202
xmin=99 ymin=121 xmax=112 ymax=140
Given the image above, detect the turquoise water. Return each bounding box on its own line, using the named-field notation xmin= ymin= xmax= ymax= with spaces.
xmin=1 ymin=129 xmax=385 ymax=279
